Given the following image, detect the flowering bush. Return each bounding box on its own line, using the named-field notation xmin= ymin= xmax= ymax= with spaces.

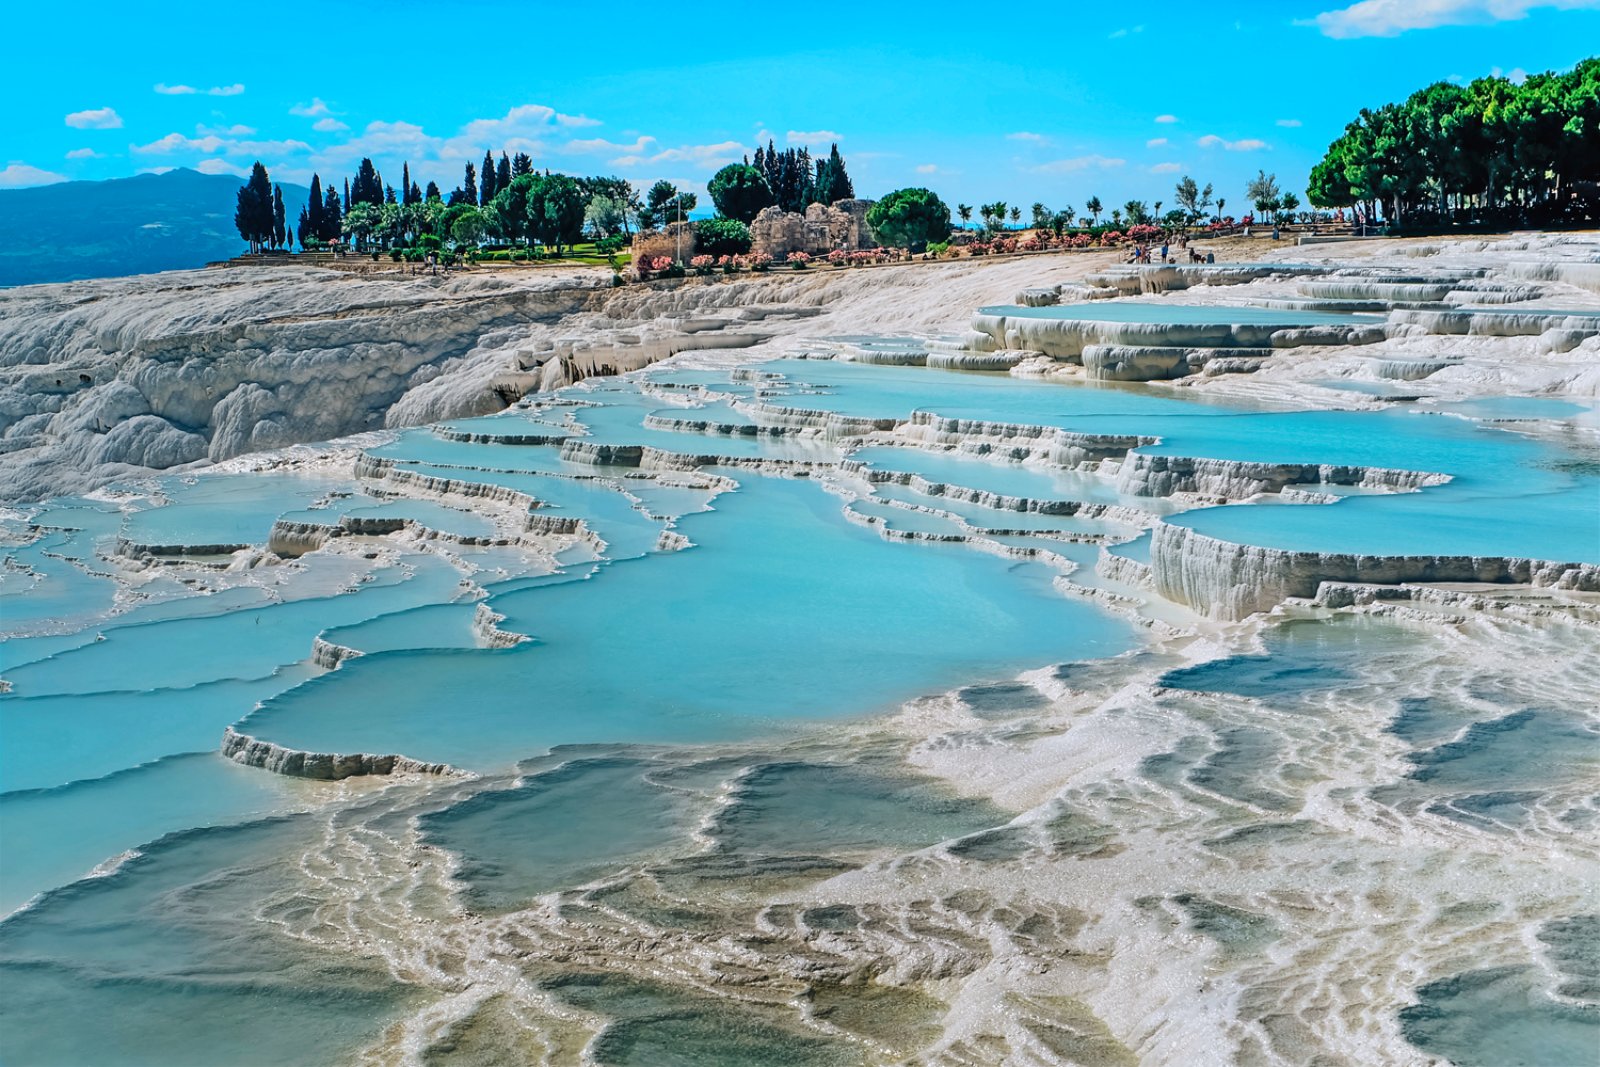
xmin=786 ymin=251 xmax=812 ymax=269
xmin=968 ymin=241 xmax=991 ymax=256
xmin=1098 ymin=230 xmax=1125 ymax=246
xmin=826 ymin=249 xmax=849 ymax=266
xmin=1127 ymin=224 xmax=1163 ymax=242
xmin=992 ymin=237 xmax=1018 ymax=254
xmin=748 ymin=251 xmax=773 ymax=272
xmin=1067 ymin=233 xmax=1093 ymax=248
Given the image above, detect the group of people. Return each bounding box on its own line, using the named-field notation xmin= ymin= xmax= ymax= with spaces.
xmin=1127 ymin=240 xmax=1215 ymax=266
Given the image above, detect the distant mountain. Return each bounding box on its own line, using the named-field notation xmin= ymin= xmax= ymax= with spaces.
xmin=0 ymin=169 xmax=310 ymax=287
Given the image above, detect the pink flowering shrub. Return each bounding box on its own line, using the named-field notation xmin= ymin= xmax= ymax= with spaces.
xmin=1127 ymin=224 xmax=1163 ymax=242
xmin=786 ymin=251 xmax=811 ymax=269
xmin=748 ymin=251 xmax=773 ymax=271
xmin=826 ymin=249 xmax=848 ymax=266
xmin=1098 ymin=230 xmax=1125 ymax=246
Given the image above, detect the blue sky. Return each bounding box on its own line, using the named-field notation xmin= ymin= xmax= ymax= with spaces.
xmin=5 ymin=0 xmax=1598 ymax=214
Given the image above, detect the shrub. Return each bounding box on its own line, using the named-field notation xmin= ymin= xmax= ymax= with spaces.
xmin=696 ymin=217 xmax=753 ymax=257
xmin=787 ymin=251 xmax=811 ymax=270
xmin=748 ymin=251 xmax=773 ymax=272
xmin=926 ymin=241 xmax=949 ymax=257
xmin=595 ymin=234 xmax=627 ymax=255
xmin=390 ymin=249 xmax=404 ymax=262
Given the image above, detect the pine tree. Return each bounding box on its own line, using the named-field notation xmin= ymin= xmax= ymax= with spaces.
xmin=480 ymin=151 xmax=496 ymax=205
xmin=464 ymin=162 xmax=479 ymax=205
xmin=425 ymin=180 xmax=441 ymax=201
xmin=272 ymin=184 xmax=286 ymax=249
xmin=384 ymin=184 xmax=396 ymax=205
xmin=512 ymin=152 xmax=533 ymax=177
xmin=496 ymin=153 xmax=511 ymax=189
xmin=402 ymin=163 xmax=413 ymax=204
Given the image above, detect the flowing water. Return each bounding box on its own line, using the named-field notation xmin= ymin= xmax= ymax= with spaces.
xmin=1 ymin=332 xmax=1596 ymax=1065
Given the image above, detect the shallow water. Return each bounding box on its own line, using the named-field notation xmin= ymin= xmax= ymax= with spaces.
xmin=2 ymin=330 xmax=1597 ymax=1064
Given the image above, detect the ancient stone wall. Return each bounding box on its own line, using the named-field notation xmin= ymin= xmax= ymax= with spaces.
xmin=751 ymin=199 xmax=878 ymax=258
xmin=630 ymin=222 xmax=697 ymax=264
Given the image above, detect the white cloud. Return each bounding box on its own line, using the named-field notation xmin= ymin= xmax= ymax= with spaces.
xmin=65 ymin=107 xmax=122 ymax=130
xmin=65 ymin=148 xmax=102 ymax=159
xmin=1030 ymin=155 xmax=1126 ymax=174
xmin=1007 ymin=131 xmax=1048 ymax=143
xmin=1492 ymin=65 xmax=1531 ymax=82
xmin=613 ymin=140 xmax=748 ymax=169
xmin=787 ymin=130 xmax=841 ymax=145
xmin=456 ymin=104 xmax=598 ymax=147
xmin=1147 ymin=137 xmax=1169 ymax=148
xmin=196 ymin=158 xmax=249 ymax=176
xmin=1276 ymin=118 xmax=1303 ymax=127
xmin=133 ymin=132 xmax=312 ymax=156
xmin=156 ymin=83 xmax=244 ymax=96
xmin=1150 ymin=162 xmax=1183 ymax=173
xmin=290 ymin=98 xmax=333 ymax=117
xmin=1309 ymin=0 xmax=1599 ymax=38
xmin=313 ymin=117 xmax=349 ymax=132
xmin=1108 ymin=24 xmax=1145 ymax=37
xmin=565 ymin=136 xmax=656 ymax=155
xmin=915 ymin=163 xmax=940 ymax=174
xmin=0 ymin=162 xmax=69 ymax=187
xmin=1154 ymin=114 xmax=1179 ymax=124
xmin=139 ymin=166 xmax=174 ymax=175
xmin=1198 ymin=134 xmax=1270 ymax=151
xmin=198 ymin=123 xmax=256 ymax=136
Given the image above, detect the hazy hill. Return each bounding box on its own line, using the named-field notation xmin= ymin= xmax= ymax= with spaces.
xmin=0 ymin=169 xmax=309 ymax=287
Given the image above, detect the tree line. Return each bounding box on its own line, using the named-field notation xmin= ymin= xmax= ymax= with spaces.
xmin=1308 ymin=57 xmax=1599 ymax=227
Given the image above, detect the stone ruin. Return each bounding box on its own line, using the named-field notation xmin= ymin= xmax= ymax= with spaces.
xmin=750 ymin=199 xmax=877 ymax=259
xmin=630 ymin=221 xmax=696 ymax=265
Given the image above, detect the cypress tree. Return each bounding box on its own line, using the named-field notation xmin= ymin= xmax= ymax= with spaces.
xmin=402 ymin=163 xmax=412 ymax=204
xmin=305 ymin=174 xmax=325 ymax=239
xmin=353 ymin=159 xmax=381 ymax=206
xmin=464 ymin=162 xmax=479 ymax=205
xmin=425 ymin=180 xmax=441 ymax=201
xmin=512 ymin=152 xmax=533 ymax=177
xmin=343 ymin=178 xmax=351 ymax=213
xmin=272 ymin=184 xmax=286 ymax=249
xmin=816 ymin=144 xmax=853 ymax=204
xmin=384 ymin=184 xmax=396 ymax=205
xmin=323 ymin=187 xmax=343 ymax=242
xmin=496 ymin=152 xmax=511 ymax=190
xmin=480 ymin=151 xmax=496 ymax=205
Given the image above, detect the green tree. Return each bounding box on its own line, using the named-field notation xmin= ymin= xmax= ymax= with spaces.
xmin=865 ymin=187 xmax=952 ymax=251
xmin=233 ymin=161 xmax=274 ymax=253
xmin=527 ymin=173 xmax=588 ymax=252
xmin=1030 ymin=202 xmax=1051 ymax=229
xmin=272 ymin=184 xmax=286 ymax=249
xmin=707 ymin=163 xmax=775 ymax=223
xmin=957 ymin=203 xmax=972 ymax=229
xmin=695 ymin=217 xmax=752 ymax=256
xmin=1086 ymin=196 xmax=1103 ymax=224
xmin=342 ymin=202 xmax=380 ymax=251
xmin=322 ymin=187 xmax=342 ymax=243
xmin=1173 ymin=176 xmax=1214 ymax=226
xmin=643 ymin=180 xmax=695 ymax=230
xmin=489 ymin=173 xmax=536 ymax=247
xmin=351 ymin=158 xmax=383 ymax=206
xmin=1122 ymin=200 xmax=1150 ymax=225
xmin=447 ymin=205 xmax=484 ymax=249
xmin=299 ymin=173 xmax=325 ymax=246
xmin=1008 ymin=205 xmax=1022 ymax=228
xmin=813 ymin=143 xmax=854 ymax=204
